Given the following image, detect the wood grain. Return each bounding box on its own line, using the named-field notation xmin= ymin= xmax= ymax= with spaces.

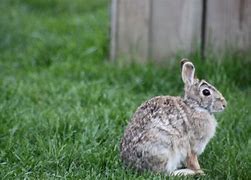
xmin=206 ymin=0 xmax=251 ymax=53
xmin=151 ymin=0 xmax=202 ymax=62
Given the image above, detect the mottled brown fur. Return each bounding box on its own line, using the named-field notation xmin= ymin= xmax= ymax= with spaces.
xmin=120 ymin=59 xmax=227 ymax=176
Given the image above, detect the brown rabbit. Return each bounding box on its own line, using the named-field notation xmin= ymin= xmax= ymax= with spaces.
xmin=120 ymin=59 xmax=227 ymax=176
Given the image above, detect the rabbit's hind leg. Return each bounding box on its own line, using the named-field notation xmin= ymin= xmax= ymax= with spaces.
xmin=170 ymin=168 xmax=196 ymax=176
xmin=186 ymin=151 xmax=205 ymax=175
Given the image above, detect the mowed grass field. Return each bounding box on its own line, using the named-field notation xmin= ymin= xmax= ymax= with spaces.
xmin=0 ymin=0 xmax=251 ymax=179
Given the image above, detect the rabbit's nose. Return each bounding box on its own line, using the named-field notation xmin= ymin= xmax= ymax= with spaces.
xmin=222 ymin=99 xmax=227 ymax=109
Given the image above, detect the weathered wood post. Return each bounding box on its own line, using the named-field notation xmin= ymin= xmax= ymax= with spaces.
xmin=110 ymin=0 xmax=152 ymax=63
xmin=205 ymin=0 xmax=251 ymax=54
xmin=110 ymin=0 xmax=251 ymax=62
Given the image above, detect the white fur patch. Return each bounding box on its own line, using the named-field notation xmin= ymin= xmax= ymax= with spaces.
xmin=165 ymin=153 xmax=181 ymax=172
xmin=171 ymin=168 xmax=196 ymax=176
xmin=195 ymin=107 xmax=208 ymax=112
xmin=165 ymin=150 xmax=187 ymax=172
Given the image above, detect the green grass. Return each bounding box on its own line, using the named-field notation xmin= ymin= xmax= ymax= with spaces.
xmin=0 ymin=0 xmax=251 ymax=179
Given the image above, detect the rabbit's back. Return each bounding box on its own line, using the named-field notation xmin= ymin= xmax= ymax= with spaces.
xmin=120 ymin=96 xmax=191 ymax=172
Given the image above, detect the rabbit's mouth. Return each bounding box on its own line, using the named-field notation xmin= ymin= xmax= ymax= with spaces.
xmin=211 ymin=105 xmax=226 ymax=113
xmin=216 ymin=108 xmax=225 ymax=112
xmin=210 ymin=98 xmax=227 ymax=113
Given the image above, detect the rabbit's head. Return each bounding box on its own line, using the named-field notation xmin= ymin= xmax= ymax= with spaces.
xmin=181 ymin=59 xmax=227 ymax=113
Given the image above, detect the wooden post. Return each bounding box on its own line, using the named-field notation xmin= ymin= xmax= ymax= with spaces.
xmin=110 ymin=0 xmax=118 ymax=62
xmin=205 ymin=0 xmax=251 ymax=54
xmin=110 ymin=0 xmax=151 ymax=63
xmin=110 ymin=0 xmax=251 ymax=62
xmin=110 ymin=0 xmax=202 ymax=62
xmin=150 ymin=0 xmax=202 ymax=61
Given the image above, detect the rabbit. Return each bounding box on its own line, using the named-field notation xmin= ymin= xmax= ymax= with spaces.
xmin=120 ymin=59 xmax=227 ymax=176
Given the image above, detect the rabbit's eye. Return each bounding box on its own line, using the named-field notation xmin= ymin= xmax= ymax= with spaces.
xmin=202 ymin=89 xmax=211 ymax=96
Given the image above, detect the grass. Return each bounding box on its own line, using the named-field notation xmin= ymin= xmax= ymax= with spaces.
xmin=0 ymin=0 xmax=250 ymax=179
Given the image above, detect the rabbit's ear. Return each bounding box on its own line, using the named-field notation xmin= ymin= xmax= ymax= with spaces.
xmin=181 ymin=59 xmax=195 ymax=86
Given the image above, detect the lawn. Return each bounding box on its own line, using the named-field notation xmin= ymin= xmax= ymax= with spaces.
xmin=0 ymin=0 xmax=250 ymax=179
